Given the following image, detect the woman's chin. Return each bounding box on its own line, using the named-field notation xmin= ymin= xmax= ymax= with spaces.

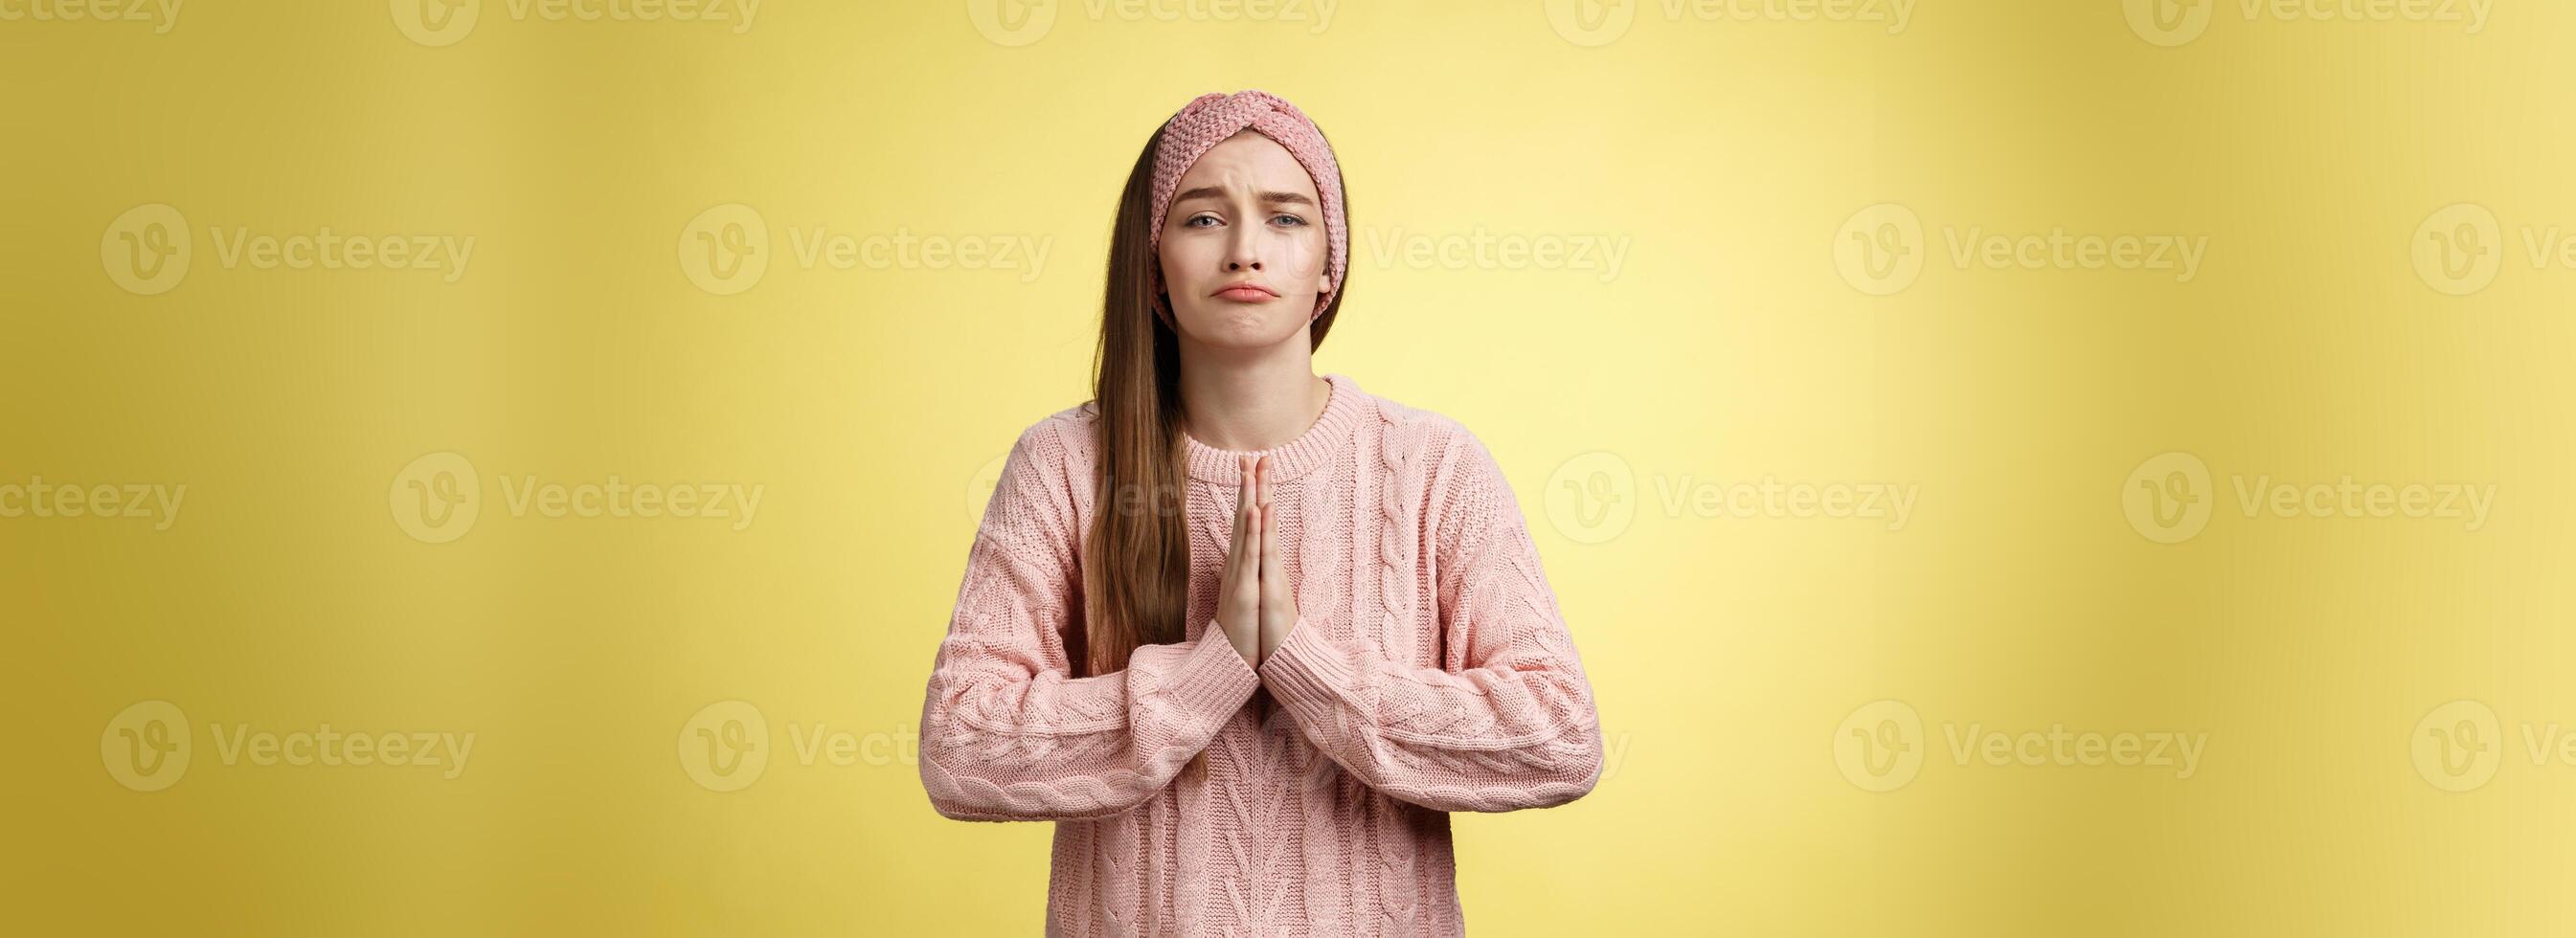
xmin=1177 ymin=305 xmax=1304 ymax=347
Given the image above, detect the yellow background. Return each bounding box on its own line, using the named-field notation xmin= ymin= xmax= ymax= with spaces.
xmin=8 ymin=0 xmax=2573 ymax=934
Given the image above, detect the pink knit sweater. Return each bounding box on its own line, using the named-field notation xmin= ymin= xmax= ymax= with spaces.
xmin=917 ymin=372 xmax=1605 ymax=936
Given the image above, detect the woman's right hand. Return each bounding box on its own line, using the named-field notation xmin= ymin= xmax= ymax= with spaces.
xmin=1214 ymin=454 xmax=1263 ymax=665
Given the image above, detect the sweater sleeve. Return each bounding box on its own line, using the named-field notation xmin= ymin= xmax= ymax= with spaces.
xmin=917 ymin=421 xmax=1262 ymax=822
xmin=1256 ymin=427 xmax=1605 ymax=814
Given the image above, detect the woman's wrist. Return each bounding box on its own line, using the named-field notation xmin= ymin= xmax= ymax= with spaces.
xmin=1257 ymin=614 xmax=1297 ymax=664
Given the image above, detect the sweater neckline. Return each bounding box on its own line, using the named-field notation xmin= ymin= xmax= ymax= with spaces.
xmin=1182 ymin=372 xmax=1366 ymax=485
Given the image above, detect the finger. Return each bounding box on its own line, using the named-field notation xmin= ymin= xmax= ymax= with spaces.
xmin=1237 ymin=457 xmax=1260 ymax=587
xmin=1230 ymin=456 xmax=1252 ymax=572
xmin=1261 ymin=458 xmax=1284 ymax=596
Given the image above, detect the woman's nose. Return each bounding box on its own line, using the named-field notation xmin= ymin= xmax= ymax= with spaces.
xmin=1226 ymin=227 xmax=1263 ymax=270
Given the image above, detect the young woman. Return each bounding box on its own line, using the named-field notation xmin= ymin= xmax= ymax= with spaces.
xmin=916 ymin=89 xmax=1604 ymax=936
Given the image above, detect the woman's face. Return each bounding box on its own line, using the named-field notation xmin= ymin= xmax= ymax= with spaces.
xmin=1158 ymin=130 xmax=1332 ymax=348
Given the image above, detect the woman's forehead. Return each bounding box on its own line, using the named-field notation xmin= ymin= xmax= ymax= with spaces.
xmin=1176 ymin=131 xmax=1317 ymax=195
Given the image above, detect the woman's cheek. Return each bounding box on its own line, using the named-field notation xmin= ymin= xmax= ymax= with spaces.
xmin=1278 ymin=233 xmax=1324 ymax=279
xmin=1299 ymin=243 xmax=1330 ymax=295
xmin=1159 ymin=238 xmax=1207 ymax=294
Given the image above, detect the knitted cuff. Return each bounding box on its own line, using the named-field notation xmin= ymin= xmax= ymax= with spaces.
xmin=1256 ymin=615 xmax=1356 ymax=711
xmin=1159 ymin=616 xmax=1262 ymax=722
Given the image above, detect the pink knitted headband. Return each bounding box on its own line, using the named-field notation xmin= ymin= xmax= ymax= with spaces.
xmin=1145 ymin=90 xmax=1348 ymax=324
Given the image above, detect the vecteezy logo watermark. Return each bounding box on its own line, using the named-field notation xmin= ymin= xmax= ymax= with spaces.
xmin=678 ymin=700 xmax=769 ymax=792
xmin=2412 ymin=203 xmax=2500 ymax=295
xmin=100 ymin=203 xmax=476 ymax=296
xmin=678 ymin=203 xmax=769 ymax=296
xmin=2121 ymin=450 xmax=2213 ymax=544
xmin=676 ymin=700 xmax=926 ymax=792
xmin=1833 ymin=202 xmax=2208 ymax=295
xmin=102 ymin=701 xmax=476 ymax=791
xmin=2410 ymin=699 xmax=2500 ymax=793
xmin=100 ymin=701 xmax=192 ymax=792
xmin=0 ymin=0 xmax=182 ymax=34
xmin=99 ymin=204 xmax=191 ymax=295
xmin=389 ymin=0 xmax=478 ymax=45
xmin=2120 ymin=450 xmax=2497 ymax=544
xmin=1833 ymin=700 xmax=1924 ymax=792
xmin=1832 ymin=203 xmax=1924 ymax=296
xmin=1834 ymin=700 xmax=2207 ymax=792
xmin=964 ymin=0 xmax=1053 ymax=46
xmin=2407 ymin=202 xmax=2576 ymax=297
xmin=390 ymin=451 xmax=766 ymax=544
xmin=676 ymin=203 xmax=1053 ymax=295
xmin=0 ymin=476 xmax=187 ymax=531
xmin=1543 ymin=451 xmax=1638 ymax=545
xmin=2122 ymin=0 xmax=2214 ymax=45
xmin=966 ymin=0 xmax=1338 ymax=47
xmin=1542 ymin=451 xmax=1917 ymax=543
xmin=2126 ymin=0 xmax=2491 ymax=47
xmin=392 ymin=0 xmax=760 ymax=47
xmin=390 ymin=452 xmax=482 ymax=544
xmin=1360 ymin=226 xmax=1630 ymax=282
xmin=1544 ymin=0 xmax=1914 ymax=47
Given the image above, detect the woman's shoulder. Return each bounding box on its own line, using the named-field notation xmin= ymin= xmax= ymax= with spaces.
xmin=1001 ymin=400 xmax=1101 ymax=480
xmin=1355 ymin=379 xmax=1497 ymax=479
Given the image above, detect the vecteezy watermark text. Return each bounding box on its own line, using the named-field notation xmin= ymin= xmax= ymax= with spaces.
xmin=101 ymin=204 xmax=475 ymax=296
xmin=1834 ymin=203 xmax=2207 ymax=295
xmin=392 ymin=0 xmax=760 ymax=47
xmin=1834 ymin=700 xmax=2206 ymax=792
xmin=2126 ymin=0 xmax=2491 ymax=47
xmin=0 ymin=0 xmax=180 ymax=32
xmin=2121 ymin=451 xmax=2496 ymax=544
xmin=1361 ymin=226 xmax=1630 ymax=282
xmin=1541 ymin=451 xmax=1919 ymax=544
xmin=1545 ymin=0 xmax=1916 ymax=47
xmin=967 ymin=0 xmax=1339 ymax=47
xmin=390 ymin=451 xmax=765 ymax=544
xmin=102 ymin=701 xmax=476 ymax=792
xmin=677 ymin=203 xmax=1052 ymax=295
xmin=0 ymin=477 xmax=186 ymax=531
xmin=677 ymin=700 xmax=926 ymax=792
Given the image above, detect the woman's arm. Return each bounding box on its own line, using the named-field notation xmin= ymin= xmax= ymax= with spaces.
xmin=917 ymin=422 xmax=1261 ymax=821
xmin=1257 ymin=427 xmax=1606 ymax=813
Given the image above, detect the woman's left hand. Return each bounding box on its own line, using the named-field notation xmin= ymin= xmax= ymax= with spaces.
xmin=1255 ymin=455 xmax=1299 ymax=664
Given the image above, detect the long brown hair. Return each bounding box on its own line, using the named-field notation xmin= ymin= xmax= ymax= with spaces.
xmin=1076 ymin=114 xmax=1348 ymax=678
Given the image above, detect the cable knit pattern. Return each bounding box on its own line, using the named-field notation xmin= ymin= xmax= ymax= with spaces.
xmin=917 ymin=372 xmax=1604 ymax=936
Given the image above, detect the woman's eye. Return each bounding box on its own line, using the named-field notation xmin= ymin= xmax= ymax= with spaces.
xmin=1272 ymin=214 xmax=1307 ymax=227
xmin=1186 ymin=215 xmax=1220 ymax=228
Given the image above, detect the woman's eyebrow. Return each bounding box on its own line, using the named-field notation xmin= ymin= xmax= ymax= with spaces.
xmin=1172 ymin=186 xmax=1316 ymax=207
